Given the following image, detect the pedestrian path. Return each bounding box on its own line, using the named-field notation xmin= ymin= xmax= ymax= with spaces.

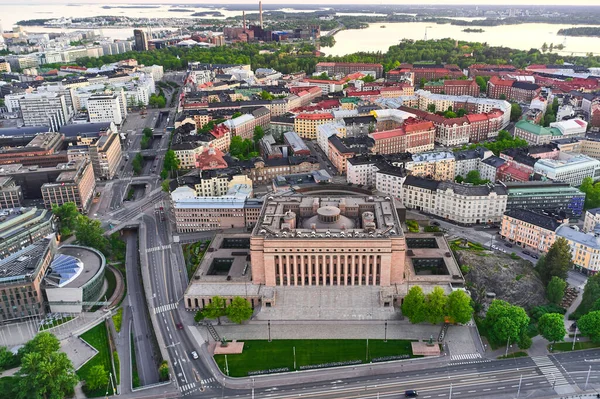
xmin=147 ymin=244 xmax=171 ymax=253
xmin=200 ymin=377 xmax=215 ymax=386
xmin=531 ymin=356 xmax=570 ymax=388
xmin=451 ymin=353 xmax=481 ymax=361
xmin=153 ymin=303 xmax=178 ymax=314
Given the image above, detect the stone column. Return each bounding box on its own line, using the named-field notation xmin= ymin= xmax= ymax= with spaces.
xmin=276 ymin=255 xmax=283 ymax=286
xmin=285 ymin=255 xmax=291 ymax=286
xmin=358 ymin=254 xmax=363 ymax=286
xmin=300 ymin=255 xmax=305 ymax=286
xmin=351 ymin=255 xmax=355 ymax=286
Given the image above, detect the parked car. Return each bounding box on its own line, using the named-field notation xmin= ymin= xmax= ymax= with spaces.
xmin=432 ymin=221 xmax=440 ymax=226
xmin=505 ymin=242 xmax=513 ymax=248
xmin=176 ymin=322 xmax=183 ymax=330
xmin=191 ymin=351 xmax=199 ymax=359
xmin=405 ymin=390 xmax=419 ymax=398
xmin=522 ymin=250 xmax=530 ymax=256
xmin=531 ymin=253 xmax=539 ymax=259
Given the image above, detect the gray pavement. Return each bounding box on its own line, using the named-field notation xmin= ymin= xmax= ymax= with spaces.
xmin=61 ymin=335 xmax=97 ymax=370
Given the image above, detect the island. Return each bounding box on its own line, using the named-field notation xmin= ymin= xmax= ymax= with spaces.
xmin=558 ymin=27 xmax=600 ymax=37
xmin=462 ymin=28 xmax=485 ymax=33
xmin=191 ymin=11 xmax=225 ymax=17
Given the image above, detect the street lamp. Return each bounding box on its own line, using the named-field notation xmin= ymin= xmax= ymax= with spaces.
xmin=268 ymin=320 xmax=271 ymax=342
xmin=384 ymin=322 xmax=388 ymax=342
xmin=572 ymin=327 xmax=579 ymax=351
xmin=505 ymin=336 xmax=511 ymax=357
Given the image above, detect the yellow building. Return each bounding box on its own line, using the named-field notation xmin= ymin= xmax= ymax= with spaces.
xmin=294 ymin=113 xmax=335 ymax=140
xmin=406 ymin=151 xmax=456 ymax=181
xmin=556 ymin=225 xmax=600 ymax=275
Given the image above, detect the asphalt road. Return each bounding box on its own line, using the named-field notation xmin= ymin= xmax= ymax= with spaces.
xmin=124 ymin=230 xmax=160 ymax=385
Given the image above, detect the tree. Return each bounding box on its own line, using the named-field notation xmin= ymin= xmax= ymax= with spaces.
xmin=427 ymin=103 xmax=436 ymax=113
xmin=446 ymin=290 xmax=474 ymax=324
xmin=457 ymin=108 xmax=467 ymax=117
xmin=203 ymin=296 xmax=227 ymax=325
xmin=132 ymin=153 xmax=144 ymax=175
xmin=159 ymin=361 xmax=169 ymax=381
xmin=142 ymin=127 xmax=153 ymax=136
xmin=84 ymin=365 xmax=109 ymax=391
xmin=401 ymin=286 xmax=426 ymax=324
xmin=76 ymin=216 xmax=108 ymax=252
xmin=0 ymin=347 xmax=18 ymax=371
xmin=475 ymin=76 xmax=487 ymax=92
xmin=226 ymin=296 xmax=253 ymax=324
xmin=424 ymin=286 xmax=448 ymax=324
xmin=536 ymin=238 xmax=572 ymax=285
xmin=419 ymin=78 xmax=427 ymax=88
xmin=19 ymin=332 xmax=60 ymax=359
xmin=455 ymin=175 xmax=464 ymax=183
xmin=52 ymin=202 xmax=81 ymax=237
xmin=162 ymin=149 xmax=180 ymax=178
xmin=499 ymin=94 xmax=507 ymax=100
xmin=572 ymin=274 xmax=600 ymax=319
xmin=484 ymin=300 xmax=530 ymax=346
xmin=161 ymin=180 xmax=171 ymax=193
xmin=510 ymin=103 xmax=523 ymax=122
xmin=194 ymin=310 xmax=205 ymax=323
xmin=580 ymin=177 xmax=600 ymax=210
xmin=541 ymin=42 xmax=548 ymax=52
xmin=17 ymin=346 xmax=78 ymax=399
xmin=444 ymin=110 xmax=457 ymax=118
xmin=578 ymin=310 xmax=600 ymax=342
xmin=546 ymin=276 xmax=567 ymax=305
xmin=253 ymin=125 xmax=265 ymax=147
xmin=537 ymin=313 xmax=566 ymax=343
xmin=551 ymin=97 xmax=559 ymax=114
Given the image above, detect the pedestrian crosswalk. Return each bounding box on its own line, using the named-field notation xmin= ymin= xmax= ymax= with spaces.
xmin=200 ymin=377 xmax=215 ymax=385
xmin=146 ymin=244 xmax=171 ymax=253
xmin=451 ymin=353 xmax=482 ymax=361
xmin=153 ymin=302 xmax=178 ymax=314
xmin=532 ymin=356 xmax=570 ymax=388
xmin=180 ymin=382 xmax=198 ymax=395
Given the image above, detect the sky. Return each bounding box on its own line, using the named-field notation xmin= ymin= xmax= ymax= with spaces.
xmin=3 ymin=0 xmax=600 ymax=5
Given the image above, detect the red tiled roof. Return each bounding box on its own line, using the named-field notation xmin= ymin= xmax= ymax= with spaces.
xmin=404 ymin=119 xmax=435 ymax=133
xmin=444 ymin=79 xmax=478 ymax=86
xmin=371 ymin=129 xmax=405 ymax=140
xmin=466 ymin=114 xmax=489 ymax=123
xmin=296 ymin=113 xmax=334 ymax=120
xmin=489 ymin=76 xmax=514 ymax=86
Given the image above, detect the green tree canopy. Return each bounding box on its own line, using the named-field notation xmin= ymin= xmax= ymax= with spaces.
xmin=253 ymin=126 xmax=265 ymax=146
xmin=484 ymin=300 xmax=530 ymax=345
xmin=446 ymin=290 xmax=474 ymax=324
xmin=162 ymin=149 xmax=180 ymax=179
xmin=16 ymin=340 xmax=78 ymax=399
xmin=202 ymin=296 xmax=227 ymax=325
xmin=577 ymin=310 xmax=600 ymax=342
xmin=510 ymin=103 xmax=523 ymax=122
xmin=537 ymin=313 xmax=566 ymax=343
xmin=424 ymin=286 xmax=448 ymax=324
xmin=52 ymin=202 xmax=81 ymax=237
xmin=572 ymin=274 xmax=600 ymax=319
xmin=475 ymin=76 xmax=487 ymax=92
xmin=536 ymin=238 xmax=572 ymax=285
xmin=546 ymin=276 xmax=567 ymax=305
xmin=226 ymin=296 xmax=253 ymax=324
xmin=18 ymin=332 xmax=60 ymax=359
xmin=579 ymin=177 xmax=600 ymax=210
xmin=85 ymin=365 xmax=109 ymax=391
xmin=401 ymin=286 xmax=426 ymax=324
xmin=75 ymin=216 xmax=108 ymax=252
xmin=159 ymin=361 xmax=169 ymax=381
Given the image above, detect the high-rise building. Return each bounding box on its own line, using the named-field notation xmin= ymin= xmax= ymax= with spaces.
xmin=133 ymin=29 xmax=148 ymax=51
xmin=19 ymin=93 xmax=69 ymax=131
xmin=87 ymin=93 xmax=125 ymax=125
xmin=41 ymin=159 xmax=96 ymax=213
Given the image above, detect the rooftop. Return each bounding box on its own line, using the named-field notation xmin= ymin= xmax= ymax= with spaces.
xmin=556 ymin=225 xmax=600 ymax=250
xmin=504 ymin=209 xmax=566 ymax=231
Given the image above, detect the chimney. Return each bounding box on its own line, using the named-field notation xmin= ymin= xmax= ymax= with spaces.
xmin=243 ymin=11 xmax=246 ymax=30
xmin=259 ymin=1 xmax=263 ymax=29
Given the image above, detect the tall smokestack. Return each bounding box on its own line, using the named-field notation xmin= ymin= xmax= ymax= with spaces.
xmin=259 ymin=1 xmax=263 ymax=29
xmin=243 ymin=11 xmax=246 ymax=30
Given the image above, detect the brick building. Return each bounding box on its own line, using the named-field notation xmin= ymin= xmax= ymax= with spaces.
xmin=423 ymin=79 xmax=480 ymax=96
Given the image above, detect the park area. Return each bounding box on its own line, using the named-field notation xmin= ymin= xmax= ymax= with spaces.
xmin=77 ymin=322 xmax=117 ymax=397
xmin=214 ymin=339 xmax=417 ymax=377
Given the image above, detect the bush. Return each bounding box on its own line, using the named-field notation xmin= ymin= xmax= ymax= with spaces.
xmin=530 ymin=304 xmax=566 ymax=322
xmin=406 ymin=220 xmax=420 ymax=233
xmin=424 ymin=226 xmax=441 ymax=233
xmin=112 ymin=308 xmax=123 ymax=333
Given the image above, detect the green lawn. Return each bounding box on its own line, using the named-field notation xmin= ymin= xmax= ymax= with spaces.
xmin=552 ymin=341 xmax=600 ymax=352
xmin=77 ymin=322 xmax=113 ymax=397
xmin=39 ymin=316 xmax=74 ymax=331
xmin=182 ymin=240 xmax=210 ymax=278
xmin=214 ymin=339 xmax=417 ymax=377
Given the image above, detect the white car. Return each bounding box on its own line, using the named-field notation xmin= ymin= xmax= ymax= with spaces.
xmin=191 ymin=351 xmax=199 ymax=360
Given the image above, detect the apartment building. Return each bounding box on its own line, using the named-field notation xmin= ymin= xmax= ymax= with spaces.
xmin=556 ymin=225 xmax=600 ymax=275
xmin=500 ymin=209 xmax=565 ymax=253
xmin=41 ymin=159 xmax=96 ymax=213
xmin=467 ymin=64 xmax=518 ymax=77
xmin=369 ymin=120 xmax=435 ymax=155
xmin=315 ymin=62 xmax=384 ymax=79
xmin=388 ymin=64 xmax=464 ymax=81
xmin=514 ymin=120 xmax=560 ymax=146
xmin=534 ymin=153 xmax=600 ymax=186
xmin=294 ymin=112 xmax=335 ymax=140
xmin=423 ymin=79 xmax=480 ymax=97
xmin=583 ymin=208 xmax=600 ymax=233
xmin=487 ymin=76 xmax=541 ymax=103
xmin=19 ymin=93 xmax=69 ymax=131
xmin=406 ymin=151 xmax=456 ymax=181
xmin=87 ymin=93 xmax=126 ymax=125
xmin=223 ymin=107 xmax=270 ymax=140
xmin=401 ymin=176 xmax=508 ymax=225
xmin=317 ymin=123 xmax=347 ymax=156
xmin=179 ymin=169 xmax=253 ymax=197
xmin=375 ymin=164 xmax=408 ymax=199
xmin=88 ymin=130 xmax=122 ymax=180
xmin=454 ymin=147 xmax=493 ymax=178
